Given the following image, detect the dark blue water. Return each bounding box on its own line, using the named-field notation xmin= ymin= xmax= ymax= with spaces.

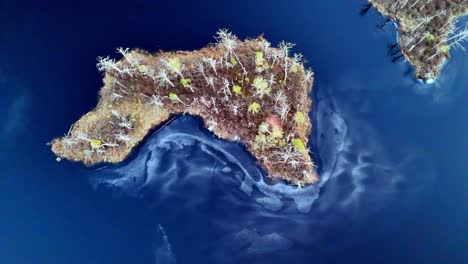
xmin=1 ymin=0 xmax=467 ymax=263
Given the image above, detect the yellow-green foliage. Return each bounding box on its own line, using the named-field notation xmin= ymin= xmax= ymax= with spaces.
xmin=277 ymin=138 xmax=287 ymax=147
xmin=90 ymin=139 xmax=102 ymax=149
xmin=248 ymin=102 xmax=261 ymax=114
xmin=272 ymin=128 xmax=283 ymax=139
xmin=291 ymin=65 xmax=298 ymax=73
xmin=169 ymin=93 xmax=181 ymax=103
xmin=255 ymin=51 xmax=268 ymax=72
xmin=295 ymin=111 xmax=309 ymax=135
xmin=168 ymin=57 xmax=181 ymax=71
xmin=258 ymin=122 xmax=269 ymax=134
xmin=253 ymin=131 xmax=287 ymax=150
xmin=230 ymin=57 xmax=238 ymax=66
xmin=252 ymin=77 xmax=271 ymax=96
xmin=180 ymin=78 xmax=191 ymax=88
xmin=253 ymin=120 xmax=285 ymax=150
xmin=232 ymin=85 xmax=242 ymax=95
xmin=255 ymin=134 xmax=268 ymax=148
xmin=292 ymin=138 xmax=307 ymax=153
xmin=426 ymin=33 xmax=436 ymax=41
xmin=138 ymin=65 xmax=148 ymax=73
xmin=440 ymin=45 xmax=450 ymax=53
xmin=295 ymin=112 xmax=306 ymax=124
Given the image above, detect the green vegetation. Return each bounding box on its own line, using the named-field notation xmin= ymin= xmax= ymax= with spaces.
xmin=167 ymin=58 xmax=181 ymax=71
xmin=271 ymin=128 xmax=283 ymax=139
xmin=426 ymin=33 xmax=436 ymax=41
xmin=53 ymin=28 xmax=317 ymax=186
xmin=440 ymin=45 xmax=450 ymax=53
xmin=252 ymin=76 xmax=271 ymax=97
xmin=180 ymin=78 xmax=191 ymax=88
xmin=248 ymin=102 xmax=261 ymax=114
xmin=255 ymin=51 xmax=268 ymax=72
xmin=168 ymin=93 xmax=182 ymax=104
xmin=291 ymin=65 xmax=298 ymax=73
xmin=232 ymin=85 xmax=242 ymax=95
xmin=258 ymin=122 xmax=269 ymax=133
xmin=230 ymin=57 xmax=238 ymax=66
xmin=90 ymin=139 xmax=102 ymax=149
xmin=292 ymin=138 xmax=306 ymax=153
xmin=294 ymin=111 xmax=306 ymax=124
xmin=138 ymin=65 xmax=148 ymax=73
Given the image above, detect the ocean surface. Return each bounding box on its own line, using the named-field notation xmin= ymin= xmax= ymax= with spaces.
xmin=1 ymin=0 xmax=467 ymax=263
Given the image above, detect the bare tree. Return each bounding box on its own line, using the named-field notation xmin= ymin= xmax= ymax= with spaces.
xmin=215 ymin=29 xmax=248 ymax=75
xmin=155 ymin=69 xmax=174 ymax=87
xmin=278 ymin=41 xmax=295 ymax=83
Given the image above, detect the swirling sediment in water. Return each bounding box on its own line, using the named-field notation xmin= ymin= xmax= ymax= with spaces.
xmin=89 ymin=84 xmax=436 ymax=263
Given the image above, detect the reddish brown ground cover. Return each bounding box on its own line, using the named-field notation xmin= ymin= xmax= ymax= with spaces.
xmin=50 ymin=30 xmax=317 ymax=186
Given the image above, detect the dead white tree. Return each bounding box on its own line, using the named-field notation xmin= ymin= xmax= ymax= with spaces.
xmin=111 ymin=109 xmax=133 ymax=129
xmin=206 ymin=76 xmax=216 ymax=91
xmin=291 ymin=53 xmax=303 ymax=72
xmin=271 ymin=77 xmax=290 ymax=121
xmin=196 ymin=60 xmax=216 ymax=91
xmin=199 ymin=96 xmax=211 ymax=108
xmin=229 ymin=101 xmax=242 ymax=115
xmin=205 ymin=58 xmax=218 ymax=75
xmin=97 ymin=56 xmax=123 ymax=74
xmin=155 ymin=69 xmax=174 ymax=87
xmin=447 ymin=24 xmax=468 ymax=51
xmin=215 ymin=29 xmax=248 ymax=75
xmin=161 ymin=58 xmax=185 ymax=78
xmin=273 ymin=144 xmax=303 ymax=168
xmin=305 ymin=68 xmax=314 ymax=83
xmin=268 ymin=73 xmax=277 ymax=87
xmin=110 ymin=92 xmax=123 ymax=102
xmin=147 ymin=94 xmax=164 ymax=109
xmin=116 ymin=47 xmax=140 ymax=67
xmin=274 ymin=90 xmax=286 ymax=104
xmin=218 ymin=78 xmax=232 ymax=101
xmin=278 ymin=41 xmax=295 ymax=83
xmin=210 ymin=97 xmax=220 ymax=114
xmin=119 ymin=118 xmax=133 ymax=129
xmin=116 ymin=132 xmax=132 ymax=143
xmin=62 ymin=125 xmax=77 ymax=148
xmin=272 ymin=102 xmax=290 ymax=122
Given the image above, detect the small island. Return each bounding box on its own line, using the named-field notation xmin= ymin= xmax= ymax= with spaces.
xmin=367 ymin=0 xmax=468 ymax=81
xmin=50 ymin=29 xmax=317 ymax=186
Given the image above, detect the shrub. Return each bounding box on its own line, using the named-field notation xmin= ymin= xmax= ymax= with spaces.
xmin=168 ymin=93 xmax=183 ymax=104
xmin=232 ymin=85 xmax=242 ymax=95
xmin=292 ymin=138 xmax=306 ymax=153
xmin=179 ymin=78 xmax=191 ymax=88
xmin=252 ymin=77 xmax=271 ymax=98
xmin=248 ymin=102 xmax=261 ymax=114
xmin=90 ymin=139 xmax=102 ymax=149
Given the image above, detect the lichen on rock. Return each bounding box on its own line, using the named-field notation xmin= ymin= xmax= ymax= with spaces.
xmin=50 ymin=29 xmax=317 ymax=186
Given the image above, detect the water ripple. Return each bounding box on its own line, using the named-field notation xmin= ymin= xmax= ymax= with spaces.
xmin=89 ymin=85 xmax=436 ymax=262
